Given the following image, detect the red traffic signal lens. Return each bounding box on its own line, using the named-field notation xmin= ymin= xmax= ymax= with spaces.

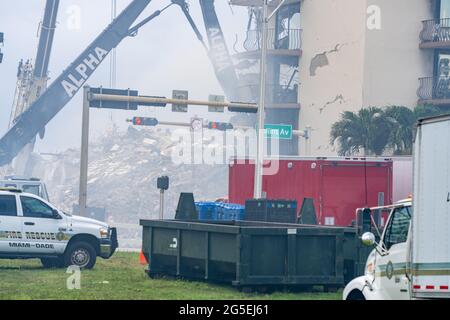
xmin=208 ymin=122 xmax=233 ymax=131
xmin=132 ymin=117 xmax=158 ymax=127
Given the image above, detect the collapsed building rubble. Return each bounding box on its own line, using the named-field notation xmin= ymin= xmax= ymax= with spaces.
xmin=28 ymin=126 xmax=229 ymax=248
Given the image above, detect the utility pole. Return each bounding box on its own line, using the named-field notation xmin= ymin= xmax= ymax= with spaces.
xmin=254 ymin=0 xmax=269 ymax=199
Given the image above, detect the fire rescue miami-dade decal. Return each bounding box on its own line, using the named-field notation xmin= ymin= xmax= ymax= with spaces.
xmin=0 ymin=230 xmax=71 ymax=249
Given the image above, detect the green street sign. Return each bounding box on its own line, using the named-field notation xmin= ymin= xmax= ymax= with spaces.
xmin=264 ymin=124 xmax=293 ymax=140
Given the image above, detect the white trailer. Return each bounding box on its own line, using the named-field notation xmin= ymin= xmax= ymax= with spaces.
xmin=411 ymin=115 xmax=450 ymax=299
xmin=343 ymin=114 xmax=450 ymax=300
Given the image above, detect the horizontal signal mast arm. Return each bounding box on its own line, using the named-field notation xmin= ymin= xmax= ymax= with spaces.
xmin=89 ymin=93 xmax=258 ymax=111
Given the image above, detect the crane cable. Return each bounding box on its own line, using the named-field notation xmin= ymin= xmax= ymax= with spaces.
xmin=172 ymin=0 xmax=209 ymax=51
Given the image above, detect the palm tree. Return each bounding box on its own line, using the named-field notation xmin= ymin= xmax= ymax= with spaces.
xmin=384 ymin=106 xmax=415 ymax=155
xmin=413 ymin=104 xmax=444 ymax=120
xmin=331 ymin=105 xmax=447 ymax=156
xmin=384 ymin=105 xmax=446 ymax=155
xmin=330 ymin=107 xmax=391 ymax=156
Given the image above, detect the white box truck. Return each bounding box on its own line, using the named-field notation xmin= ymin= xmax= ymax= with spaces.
xmin=343 ymin=115 xmax=450 ymax=300
xmin=411 ymin=115 xmax=450 ymax=299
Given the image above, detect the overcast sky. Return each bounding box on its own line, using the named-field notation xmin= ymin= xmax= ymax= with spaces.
xmin=0 ymin=0 xmax=248 ymax=153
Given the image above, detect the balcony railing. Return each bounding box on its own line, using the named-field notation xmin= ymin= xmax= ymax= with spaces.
xmin=418 ymin=76 xmax=450 ymax=102
xmin=243 ymin=28 xmax=302 ymax=51
xmin=420 ymin=19 xmax=450 ymax=45
xmin=236 ymin=84 xmax=299 ymax=105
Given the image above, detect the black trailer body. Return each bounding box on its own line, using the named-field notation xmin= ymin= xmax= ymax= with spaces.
xmin=140 ymin=220 xmax=367 ymax=289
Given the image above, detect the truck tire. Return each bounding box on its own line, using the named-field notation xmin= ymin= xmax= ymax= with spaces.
xmin=41 ymin=257 xmax=65 ymax=269
xmin=346 ymin=290 xmax=366 ymax=300
xmin=64 ymin=241 xmax=97 ymax=269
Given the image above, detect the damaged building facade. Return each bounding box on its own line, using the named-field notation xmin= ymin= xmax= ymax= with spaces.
xmin=233 ymin=0 xmax=440 ymax=156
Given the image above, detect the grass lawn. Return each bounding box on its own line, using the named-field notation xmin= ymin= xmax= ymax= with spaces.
xmin=0 ymin=252 xmax=341 ymax=300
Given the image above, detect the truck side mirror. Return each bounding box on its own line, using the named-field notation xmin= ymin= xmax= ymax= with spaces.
xmin=357 ymin=207 xmax=372 ymax=236
xmin=362 ymin=208 xmax=372 ymax=233
xmin=361 ymin=232 xmax=376 ymax=247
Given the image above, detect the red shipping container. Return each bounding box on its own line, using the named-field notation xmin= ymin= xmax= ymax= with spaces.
xmin=229 ymin=157 xmax=393 ymax=227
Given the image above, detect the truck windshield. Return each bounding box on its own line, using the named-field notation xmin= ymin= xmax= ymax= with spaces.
xmin=383 ymin=206 xmax=412 ymax=250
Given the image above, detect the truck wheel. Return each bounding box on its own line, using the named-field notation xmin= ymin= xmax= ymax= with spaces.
xmin=346 ymin=290 xmax=366 ymax=300
xmin=41 ymin=257 xmax=65 ymax=269
xmin=64 ymin=241 xmax=97 ymax=269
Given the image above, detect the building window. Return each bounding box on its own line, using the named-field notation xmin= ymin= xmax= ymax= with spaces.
xmin=437 ymin=52 xmax=450 ymax=77
xmin=433 ymin=51 xmax=450 ymax=99
xmin=275 ymin=3 xmax=301 ymax=50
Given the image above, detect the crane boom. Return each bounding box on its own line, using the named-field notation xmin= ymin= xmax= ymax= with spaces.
xmin=0 ymin=0 xmax=153 ymax=166
xmin=174 ymin=0 xmax=241 ymax=101
xmin=34 ymin=0 xmax=59 ymax=79
xmin=199 ymin=0 xmax=240 ymax=100
xmin=10 ymin=0 xmax=60 ymax=127
xmin=9 ymin=0 xmax=60 ymax=176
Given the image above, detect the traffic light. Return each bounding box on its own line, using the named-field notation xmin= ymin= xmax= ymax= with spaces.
xmin=139 ymin=96 xmax=167 ymax=107
xmin=89 ymin=87 xmax=139 ymax=110
xmin=208 ymin=122 xmax=233 ymax=131
xmin=157 ymin=176 xmax=169 ymax=191
xmin=228 ymin=102 xmax=258 ymax=114
xmin=132 ymin=117 xmax=158 ymax=127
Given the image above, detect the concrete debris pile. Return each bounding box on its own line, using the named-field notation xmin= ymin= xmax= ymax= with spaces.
xmin=31 ymin=126 xmax=229 ymax=248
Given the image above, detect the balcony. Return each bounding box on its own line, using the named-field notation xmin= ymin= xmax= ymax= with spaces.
xmin=244 ymin=28 xmax=302 ymax=51
xmin=234 ymin=29 xmax=302 ymax=63
xmin=420 ymin=19 xmax=450 ymax=49
xmin=236 ymin=83 xmax=300 ymax=109
xmin=418 ymin=76 xmax=450 ymax=105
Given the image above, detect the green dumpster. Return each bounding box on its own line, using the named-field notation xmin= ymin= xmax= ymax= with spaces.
xmin=140 ymin=220 xmax=366 ymax=289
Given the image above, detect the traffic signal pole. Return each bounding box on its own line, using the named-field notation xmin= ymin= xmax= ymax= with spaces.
xmin=254 ymin=0 xmax=269 ymax=200
xmin=78 ymin=87 xmax=256 ymax=217
xmin=253 ymin=0 xmax=288 ymax=199
xmin=160 ymin=189 xmax=165 ymax=219
xmin=79 ymin=86 xmax=91 ymax=217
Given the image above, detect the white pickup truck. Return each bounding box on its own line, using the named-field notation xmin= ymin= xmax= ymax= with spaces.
xmin=0 ymin=188 xmax=118 ymax=269
xmin=344 ymin=115 xmax=450 ymax=300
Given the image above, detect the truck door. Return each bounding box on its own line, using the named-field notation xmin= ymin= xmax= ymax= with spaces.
xmin=0 ymin=194 xmax=23 ymax=253
xmin=19 ymin=195 xmax=67 ymax=255
xmin=377 ymin=206 xmax=412 ymax=300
